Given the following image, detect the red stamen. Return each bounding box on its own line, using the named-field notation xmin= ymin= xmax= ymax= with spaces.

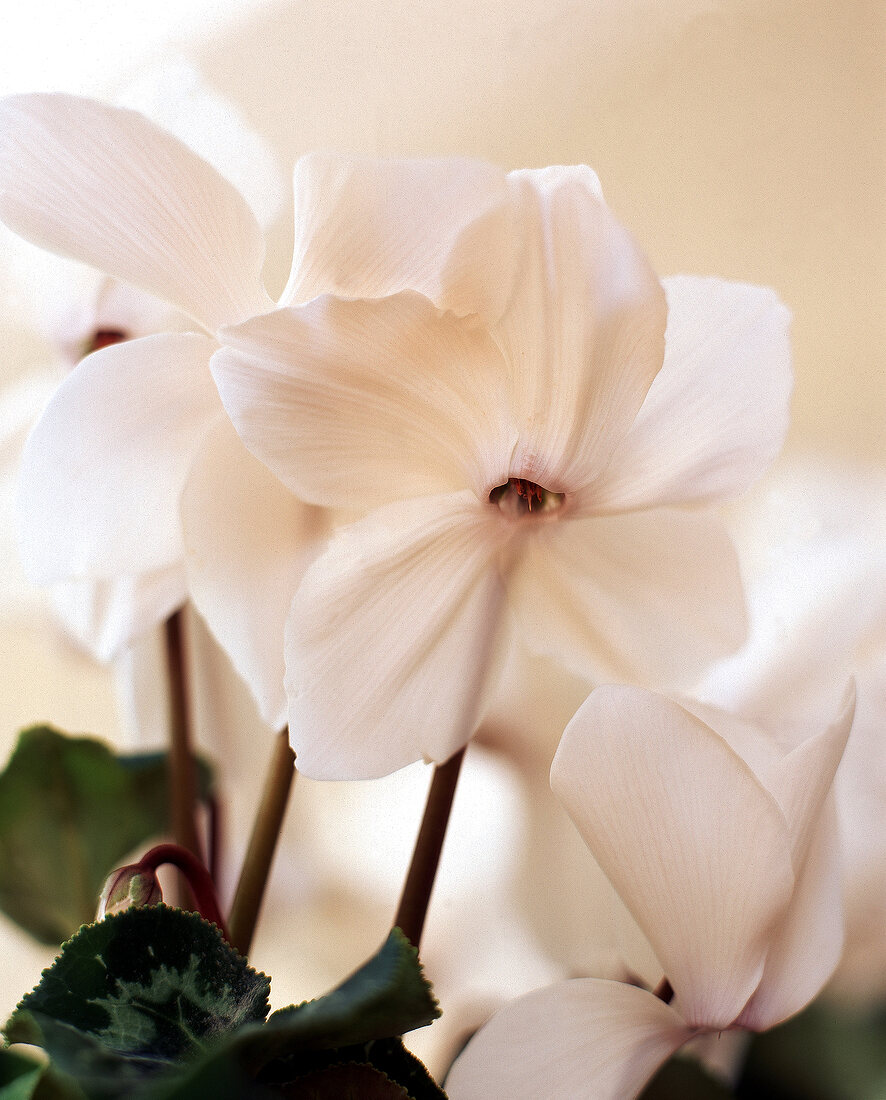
xmin=489 ymin=478 xmax=563 ymax=516
xmin=84 ymin=329 xmax=128 ymax=355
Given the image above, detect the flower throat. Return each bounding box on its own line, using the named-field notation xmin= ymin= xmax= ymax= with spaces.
xmin=490 ymin=477 xmax=564 ymax=516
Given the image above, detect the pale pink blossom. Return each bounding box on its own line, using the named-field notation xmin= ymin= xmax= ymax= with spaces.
xmin=698 ymin=458 xmax=886 ymax=1002
xmin=0 ymin=100 xmax=791 ymax=771
xmin=210 ymin=162 xmax=791 ymax=777
xmin=446 ymin=683 xmax=855 ymax=1099
xmin=0 ymin=89 xmax=323 ymax=727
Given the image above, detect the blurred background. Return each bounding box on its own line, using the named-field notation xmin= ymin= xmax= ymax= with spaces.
xmin=0 ymin=0 xmax=883 ymax=1089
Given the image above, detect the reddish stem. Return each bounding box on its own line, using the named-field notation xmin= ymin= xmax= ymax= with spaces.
xmin=138 ymin=843 xmax=230 ymax=942
xmin=206 ymin=792 xmax=222 ymax=886
xmin=227 ymin=728 xmax=297 ymax=957
xmin=394 ymin=747 xmax=466 ymax=948
xmin=164 ymin=612 xmax=203 ymax=862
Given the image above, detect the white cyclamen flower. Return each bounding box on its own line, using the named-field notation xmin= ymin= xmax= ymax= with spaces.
xmin=698 ymin=458 xmax=886 ymax=1003
xmin=0 ymin=102 xmax=790 ymax=768
xmin=446 ymin=683 xmax=855 ymax=1100
xmin=0 ymin=92 xmax=324 ymax=726
xmin=209 ymin=160 xmax=792 ymax=777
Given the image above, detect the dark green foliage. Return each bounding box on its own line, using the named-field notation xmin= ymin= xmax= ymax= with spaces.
xmin=0 ymin=727 xmax=211 ymax=944
xmin=6 ymin=906 xmax=269 ymax=1098
xmin=4 ymin=913 xmax=444 ymax=1099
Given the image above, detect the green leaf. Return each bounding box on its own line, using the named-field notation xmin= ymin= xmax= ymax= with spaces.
xmin=0 ymin=1048 xmax=44 ymax=1099
xmin=0 ymin=726 xmax=212 ymax=943
xmin=261 ymin=929 xmax=440 ymax=1054
xmin=163 ymin=1038 xmax=446 ymax=1100
xmin=281 ymin=1060 xmax=415 ymax=1098
xmin=4 ymin=919 xmax=445 ymax=1099
xmin=154 ymin=932 xmax=443 ymax=1097
xmin=4 ymin=906 xmax=269 ymax=1099
xmin=280 ymin=1038 xmax=447 ymax=1100
xmin=0 ymin=1047 xmax=84 ymax=1100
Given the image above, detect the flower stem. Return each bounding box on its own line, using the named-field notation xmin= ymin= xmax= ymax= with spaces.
xmin=137 ymin=843 xmax=229 ymax=940
xmin=206 ymin=792 xmax=222 ymax=885
xmin=164 ymin=610 xmax=203 ymax=863
xmin=394 ymin=746 xmax=466 ymax=949
xmin=228 ymin=728 xmax=297 ymax=957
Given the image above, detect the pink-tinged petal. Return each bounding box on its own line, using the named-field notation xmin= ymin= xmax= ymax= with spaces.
xmin=737 ymin=797 xmax=844 ymax=1031
xmin=492 ymin=167 xmax=666 ymax=491
xmin=214 ymin=294 xmax=517 ymax=509
xmin=676 ymin=692 xmax=852 ymax=1028
xmin=283 ymin=153 xmax=516 ymax=320
xmin=676 ymin=700 xmax=782 ymax=779
xmin=509 ymin=508 xmax=746 ymax=690
xmin=181 ymin=417 xmax=329 ymax=730
xmin=284 ymin=492 xmax=510 ymax=779
xmin=445 ymin=978 xmax=691 ymax=1100
xmin=51 ymin=567 xmax=186 ymax=663
xmin=582 ymin=278 xmax=792 ymax=513
xmin=760 ymin=683 xmax=855 ymax=870
xmin=0 ymin=94 xmax=272 ymax=331
xmin=17 ymin=333 xmax=221 ymax=582
xmin=552 ymin=687 xmax=796 ymax=1029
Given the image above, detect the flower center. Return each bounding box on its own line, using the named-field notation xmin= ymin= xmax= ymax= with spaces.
xmin=82 ymin=328 xmax=128 ymax=356
xmin=489 ymin=477 xmax=564 ymax=517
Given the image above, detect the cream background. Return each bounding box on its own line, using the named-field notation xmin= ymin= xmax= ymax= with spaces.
xmin=0 ymin=0 xmax=882 ymax=1050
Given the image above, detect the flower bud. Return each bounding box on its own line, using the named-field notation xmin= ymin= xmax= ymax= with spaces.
xmin=97 ymin=864 xmax=162 ymax=920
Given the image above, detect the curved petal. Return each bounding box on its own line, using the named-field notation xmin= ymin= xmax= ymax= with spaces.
xmin=284 ymin=492 xmax=510 ymax=779
xmin=17 ymin=333 xmax=221 ymax=581
xmin=214 ymin=294 xmax=517 ymax=509
xmin=51 ymin=567 xmax=186 ymax=663
xmin=737 ymin=796 xmax=844 ymax=1031
xmin=283 ymin=153 xmax=517 ymax=320
xmin=445 ymin=978 xmax=691 ymax=1100
xmin=761 ymin=682 xmax=855 ymax=870
xmin=116 ymin=59 xmax=285 ymax=231
xmin=551 ymin=687 xmax=796 ymax=1029
xmin=676 ymin=699 xmax=782 ymax=779
xmin=181 ymin=417 xmax=329 ymax=730
xmin=0 ymin=94 xmax=272 ymax=331
xmin=509 ymin=508 xmax=746 ymax=690
xmin=491 ymin=167 xmax=666 ymax=491
xmin=582 ymin=277 xmax=792 ymax=513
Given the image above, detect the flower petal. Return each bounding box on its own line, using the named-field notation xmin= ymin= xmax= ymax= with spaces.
xmin=284 ymin=492 xmax=509 ymax=779
xmin=509 ymin=508 xmax=746 ymax=690
xmin=116 ymin=59 xmax=285 ymax=231
xmin=181 ymin=417 xmax=329 ymax=730
xmin=17 ymin=333 xmax=221 ymax=581
xmin=213 ymin=294 xmax=516 ymax=509
xmin=0 ymin=94 xmax=272 ymax=331
xmin=760 ymin=682 xmax=855 ymax=870
xmin=737 ymin=796 xmax=844 ymax=1031
xmin=51 ymin=568 xmax=186 ymax=663
xmin=581 ymin=277 xmax=792 ymax=513
xmin=551 ymin=687 xmax=796 ymax=1029
xmin=491 ymin=167 xmax=666 ymax=491
xmin=283 ymin=152 xmax=516 ymax=320
xmin=444 ymin=978 xmax=691 ymax=1100
xmin=676 ymin=699 xmax=784 ymax=779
